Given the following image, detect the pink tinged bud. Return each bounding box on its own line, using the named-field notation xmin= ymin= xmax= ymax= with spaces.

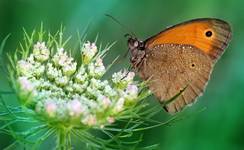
xmin=82 ymin=41 xmax=98 ymax=64
xmin=45 ymin=101 xmax=57 ymax=117
xmin=83 ymin=42 xmax=89 ymax=48
xmin=114 ymin=98 xmax=125 ymax=112
xmin=91 ymin=43 xmax=97 ymax=50
xmin=68 ymin=99 xmax=84 ymax=117
xmin=127 ymin=72 xmax=135 ymax=81
xmin=63 ymin=63 xmax=77 ymax=76
xmin=59 ymin=55 xmax=67 ymax=66
xmin=33 ymin=42 xmax=50 ymax=62
xmin=82 ymin=115 xmax=97 ymax=126
xmin=101 ymin=96 xmax=111 ymax=108
xmin=95 ymin=58 xmax=103 ymax=67
xmin=84 ymin=41 xmax=97 ymax=53
xmin=126 ymin=84 xmax=138 ymax=96
xmin=107 ymin=117 xmax=115 ymax=124
xmin=34 ymin=42 xmax=46 ymax=50
xmin=18 ymin=77 xmax=34 ymax=92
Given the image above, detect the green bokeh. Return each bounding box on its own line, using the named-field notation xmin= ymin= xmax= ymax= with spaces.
xmin=0 ymin=0 xmax=243 ymax=149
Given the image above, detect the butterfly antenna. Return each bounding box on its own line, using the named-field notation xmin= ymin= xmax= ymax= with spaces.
xmin=105 ymin=14 xmax=137 ymax=38
xmin=120 ymin=65 xmax=132 ymax=81
xmin=105 ymin=14 xmax=135 ymax=61
xmin=123 ymin=49 xmax=130 ymax=58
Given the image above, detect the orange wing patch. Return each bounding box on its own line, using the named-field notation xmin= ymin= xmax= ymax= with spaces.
xmin=145 ymin=19 xmax=231 ymax=60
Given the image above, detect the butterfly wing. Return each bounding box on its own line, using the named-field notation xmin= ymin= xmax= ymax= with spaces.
xmin=138 ymin=18 xmax=231 ymax=113
xmin=139 ymin=44 xmax=213 ymax=113
xmin=145 ymin=18 xmax=232 ymax=61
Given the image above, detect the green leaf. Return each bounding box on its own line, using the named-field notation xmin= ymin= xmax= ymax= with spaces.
xmin=0 ymin=34 xmax=11 ymax=56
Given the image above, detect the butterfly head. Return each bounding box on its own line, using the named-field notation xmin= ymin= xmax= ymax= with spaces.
xmin=126 ymin=34 xmax=146 ymax=68
xmin=126 ymin=34 xmax=145 ymax=52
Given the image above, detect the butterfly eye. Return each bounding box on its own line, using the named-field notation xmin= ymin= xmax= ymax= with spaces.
xmin=138 ymin=41 xmax=145 ymax=49
xmin=205 ymin=30 xmax=213 ymax=37
xmin=134 ymin=41 xmax=139 ymax=47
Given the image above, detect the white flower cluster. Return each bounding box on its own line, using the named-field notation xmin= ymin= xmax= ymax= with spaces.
xmin=16 ymin=41 xmax=139 ymax=127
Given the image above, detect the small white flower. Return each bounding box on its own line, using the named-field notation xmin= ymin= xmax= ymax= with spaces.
xmin=62 ymin=62 xmax=77 ymax=76
xmin=75 ymin=67 xmax=88 ymax=83
xmin=87 ymin=63 xmax=95 ymax=76
xmin=65 ymin=81 xmax=74 ymax=93
xmin=86 ymin=86 xmax=102 ymax=98
xmin=95 ymin=60 xmax=106 ymax=77
xmin=52 ymin=48 xmax=77 ymax=77
xmin=112 ymin=71 xmax=123 ymax=84
xmin=33 ymin=42 xmax=50 ymax=62
xmin=79 ymin=95 xmax=98 ymax=110
xmin=38 ymin=80 xmax=52 ymax=90
xmin=113 ymin=97 xmax=125 ymax=113
xmin=78 ymin=66 xmax=86 ymax=74
xmin=88 ymin=61 xmax=105 ymax=78
xmin=27 ymin=54 xmax=35 ymax=64
xmin=17 ymin=60 xmax=33 ymax=77
xmin=95 ymin=57 xmax=103 ymax=67
xmin=72 ymin=81 xmax=88 ymax=93
xmin=112 ymin=70 xmax=135 ymax=89
xmin=38 ymin=90 xmax=52 ymax=99
xmin=33 ymin=64 xmax=45 ymax=77
xmin=82 ymin=41 xmax=97 ymax=64
xmin=55 ymin=75 xmax=69 ymax=86
xmin=100 ymin=80 xmax=109 ymax=87
xmin=94 ymin=66 xmax=105 ymax=77
xmin=46 ymin=63 xmax=60 ymax=80
xmin=104 ymin=85 xmax=117 ymax=97
xmin=52 ymin=48 xmax=68 ymax=67
xmin=90 ymin=78 xmax=102 ymax=89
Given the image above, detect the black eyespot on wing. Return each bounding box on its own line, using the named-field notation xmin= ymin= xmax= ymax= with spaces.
xmin=205 ymin=31 xmax=212 ymax=37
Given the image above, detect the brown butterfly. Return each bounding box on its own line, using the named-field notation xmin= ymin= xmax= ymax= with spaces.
xmin=127 ymin=18 xmax=232 ymax=113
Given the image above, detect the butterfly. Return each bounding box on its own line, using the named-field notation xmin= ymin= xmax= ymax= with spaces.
xmin=127 ymin=18 xmax=232 ymax=113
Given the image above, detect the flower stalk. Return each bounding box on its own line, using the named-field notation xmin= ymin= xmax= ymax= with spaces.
xmin=56 ymin=126 xmax=72 ymax=150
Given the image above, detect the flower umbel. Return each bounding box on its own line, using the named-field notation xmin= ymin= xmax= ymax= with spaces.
xmin=15 ymin=39 xmax=141 ymax=127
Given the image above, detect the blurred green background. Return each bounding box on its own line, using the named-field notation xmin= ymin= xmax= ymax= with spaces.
xmin=0 ymin=0 xmax=243 ymax=149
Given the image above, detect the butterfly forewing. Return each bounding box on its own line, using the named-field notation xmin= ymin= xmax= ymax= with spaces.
xmin=145 ymin=18 xmax=231 ymax=61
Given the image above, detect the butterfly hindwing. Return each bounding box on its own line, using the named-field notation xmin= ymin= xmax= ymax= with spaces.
xmin=139 ymin=44 xmax=213 ymax=113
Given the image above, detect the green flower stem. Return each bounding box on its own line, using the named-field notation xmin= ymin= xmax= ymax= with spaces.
xmin=56 ymin=126 xmax=72 ymax=150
